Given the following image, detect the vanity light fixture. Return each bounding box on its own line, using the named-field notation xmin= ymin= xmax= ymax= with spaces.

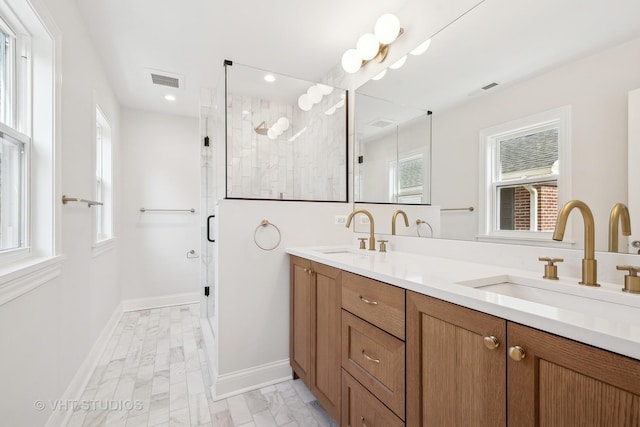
xmin=255 ymin=117 xmax=290 ymax=140
xmin=341 ymin=13 xmax=404 ymax=74
xmin=298 ymin=83 xmax=334 ymax=111
xmin=410 ymin=38 xmax=431 ymax=56
xmin=164 ymin=94 xmax=176 ymax=101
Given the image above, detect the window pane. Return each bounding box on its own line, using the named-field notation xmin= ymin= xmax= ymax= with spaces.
xmin=499 ymin=129 xmax=558 ymax=181
xmin=496 ymin=181 xmax=558 ymax=231
xmin=0 ymin=29 xmax=12 ymax=127
xmin=0 ymin=134 xmax=23 ymax=250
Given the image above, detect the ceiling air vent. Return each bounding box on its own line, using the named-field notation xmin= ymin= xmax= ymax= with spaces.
xmin=151 ymin=73 xmax=179 ymax=88
xmin=146 ymin=68 xmax=184 ymax=89
xmin=482 ymin=82 xmax=499 ymax=90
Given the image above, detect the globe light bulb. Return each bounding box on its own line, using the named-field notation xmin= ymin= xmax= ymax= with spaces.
xmin=389 ymin=55 xmax=407 ymax=70
xmin=267 ymin=128 xmax=277 ymax=140
xmin=277 ymin=117 xmax=290 ymax=131
xmin=307 ymin=85 xmax=323 ymax=104
xmin=374 ymin=14 xmax=401 ymax=44
xmin=356 ymin=33 xmax=379 ymax=61
xmin=341 ymin=49 xmax=362 ymax=74
xmin=298 ymin=94 xmax=312 ymax=111
xmin=410 ymin=38 xmax=432 ymax=56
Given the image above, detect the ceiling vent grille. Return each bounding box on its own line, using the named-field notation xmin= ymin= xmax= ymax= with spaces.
xmin=482 ymin=82 xmax=499 ymax=90
xmin=146 ymin=68 xmax=184 ymax=90
xmin=151 ymin=73 xmax=180 ymax=88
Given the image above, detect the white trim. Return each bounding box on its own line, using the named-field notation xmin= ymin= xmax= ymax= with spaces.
xmin=120 ymin=292 xmax=199 ymax=312
xmin=0 ymin=254 xmax=63 ymax=306
xmin=45 ymin=302 xmax=124 ymax=427
xmin=91 ymin=236 xmax=116 ymax=258
xmin=212 ymin=359 xmax=292 ymax=401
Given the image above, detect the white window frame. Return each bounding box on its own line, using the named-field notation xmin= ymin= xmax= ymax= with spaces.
xmin=92 ymin=103 xmax=114 ymax=255
xmin=0 ymin=3 xmax=30 ymax=263
xmin=0 ymin=0 xmax=63 ymax=306
xmin=478 ymin=106 xmax=572 ymax=246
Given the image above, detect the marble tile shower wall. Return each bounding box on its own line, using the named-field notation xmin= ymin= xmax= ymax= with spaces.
xmin=227 ymin=93 xmax=346 ymax=201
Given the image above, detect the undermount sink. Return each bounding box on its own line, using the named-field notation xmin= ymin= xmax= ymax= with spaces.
xmin=316 ymin=248 xmax=353 ymax=254
xmin=457 ymin=275 xmax=640 ymax=323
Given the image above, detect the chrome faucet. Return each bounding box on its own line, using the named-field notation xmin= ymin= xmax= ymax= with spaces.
xmin=346 ymin=209 xmax=375 ymax=250
xmin=552 ymin=200 xmax=599 ymax=286
xmin=391 ymin=209 xmax=409 ymax=235
xmin=608 ymin=202 xmax=631 ymax=253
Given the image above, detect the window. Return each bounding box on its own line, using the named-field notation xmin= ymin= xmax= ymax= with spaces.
xmin=479 ymin=106 xmax=571 ymax=243
xmin=95 ymin=106 xmax=112 ymax=243
xmin=0 ymin=10 xmax=29 ymax=257
xmin=389 ymin=154 xmax=424 ymax=203
xmin=0 ymin=0 xmax=60 ymax=302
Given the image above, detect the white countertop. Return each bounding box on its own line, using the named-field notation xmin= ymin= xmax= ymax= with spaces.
xmin=287 ymin=246 xmax=640 ymax=360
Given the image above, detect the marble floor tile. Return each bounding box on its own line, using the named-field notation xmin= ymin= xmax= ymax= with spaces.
xmin=74 ymin=303 xmax=337 ymax=427
xmin=227 ymin=394 xmax=253 ymax=426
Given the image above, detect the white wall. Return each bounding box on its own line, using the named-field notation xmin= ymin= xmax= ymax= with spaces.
xmin=0 ymin=0 xmax=121 ymax=424
xmin=119 ymin=109 xmax=200 ymax=300
xmin=213 ymin=199 xmax=352 ymax=395
xmin=432 ymin=37 xmax=640 ymax=248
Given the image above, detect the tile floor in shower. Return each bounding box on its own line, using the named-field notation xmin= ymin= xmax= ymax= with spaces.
xmin=66 ymin=303 xmax=337 ymax=427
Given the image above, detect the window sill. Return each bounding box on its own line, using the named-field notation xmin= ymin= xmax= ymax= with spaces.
xmin=0 ymin=255 xmax=65 ymax=306
xmin=92 ymin=237 xmax=116 ymax=258
xmin=476 ymin=234 xmax=575 ymax=248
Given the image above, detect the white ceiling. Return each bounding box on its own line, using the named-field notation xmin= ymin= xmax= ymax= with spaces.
xmin=75 ymin=0 xmax=640 ymax=120
xmin=74 ymin=0 xmax=412 ymax=118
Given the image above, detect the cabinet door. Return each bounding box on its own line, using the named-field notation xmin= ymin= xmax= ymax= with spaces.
xmin=507 ymin=322 xmax=640 ymax=427
xmin=290 ymin=256 xmax=312 ymax=384
xmin=310 ymin=261 xmax=342 ymax=422
xmin=406 ymin=292 xmax=507 ymax=427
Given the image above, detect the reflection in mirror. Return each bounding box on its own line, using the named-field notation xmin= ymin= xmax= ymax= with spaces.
xmin=353 ymin=0 xmax=640 ymax=253
xmin=224 ymin=62 xmax=347 ymax=202
xmin=355 ymin=93 xmax=431 ymax=204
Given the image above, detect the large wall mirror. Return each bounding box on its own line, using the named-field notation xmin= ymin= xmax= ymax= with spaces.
xmin=354 ymin=0 xmax=640 ymax=253
xmin=355 ymin=93 xmax=431 ymax=204
xmin=225 ymin=62 xmax=348 ymax=202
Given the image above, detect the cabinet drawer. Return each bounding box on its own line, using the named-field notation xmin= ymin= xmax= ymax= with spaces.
xmin=342 ymin=271 xmax=405 ymax=339
xmin=342 ymin=370 xmax=404 ymax=427
xmin=342 ymin=310 xmax=405 ymax=419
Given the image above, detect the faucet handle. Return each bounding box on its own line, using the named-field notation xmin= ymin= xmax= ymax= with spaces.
xmin=377 ymin=239 xmax=388 ymax=253
xmin=538 ymin=257 xmax=564 ymax=280
xmin=357 ymin=237 xmax=367 ymax=250
xmin=616 ymin=265 xmax=640 ymax=294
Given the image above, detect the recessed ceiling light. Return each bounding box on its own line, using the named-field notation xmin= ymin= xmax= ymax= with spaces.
xmin=264 ymin=74 xmax=276 ymax=83
xmin=164 ymin=94 xmax=176 ymax=101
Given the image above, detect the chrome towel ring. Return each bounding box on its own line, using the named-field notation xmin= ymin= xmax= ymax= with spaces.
xmin=254 ymin=219 xmax=281 ymax=251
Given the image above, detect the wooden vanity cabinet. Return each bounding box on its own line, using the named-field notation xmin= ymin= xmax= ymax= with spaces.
xmin=406 ymin=291 xmax=507 ymax=426
xmin=507 ymin=322 xmax=640 ymax=426
xmin=407 ymin=291 xmax=640 ymax=427
xmin=289 ymin=256 xmax=341 ymax=422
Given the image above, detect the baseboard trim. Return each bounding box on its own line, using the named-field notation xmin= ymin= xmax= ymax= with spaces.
xmin=212 ymin=359 xmax=292 ymax=401
xmin=46 ymin=301 xmax=124 ymax=427
xmin=121 ymin=292 xmax=199 ymax=312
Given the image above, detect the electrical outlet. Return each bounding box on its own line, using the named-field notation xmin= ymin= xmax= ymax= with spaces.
xmin=359 ymin=216 xmax=370 ymax=225
xmin=334 ymin=215 xmax=347 ymax=225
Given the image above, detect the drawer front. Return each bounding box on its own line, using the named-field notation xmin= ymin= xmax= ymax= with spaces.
xmin=342 ymin=370 xmax=404 ymax=427
xmin=342 ymin=310 xmax=405 ymax=419
xmin=342 ymin=271 xmax=405 ymax=339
